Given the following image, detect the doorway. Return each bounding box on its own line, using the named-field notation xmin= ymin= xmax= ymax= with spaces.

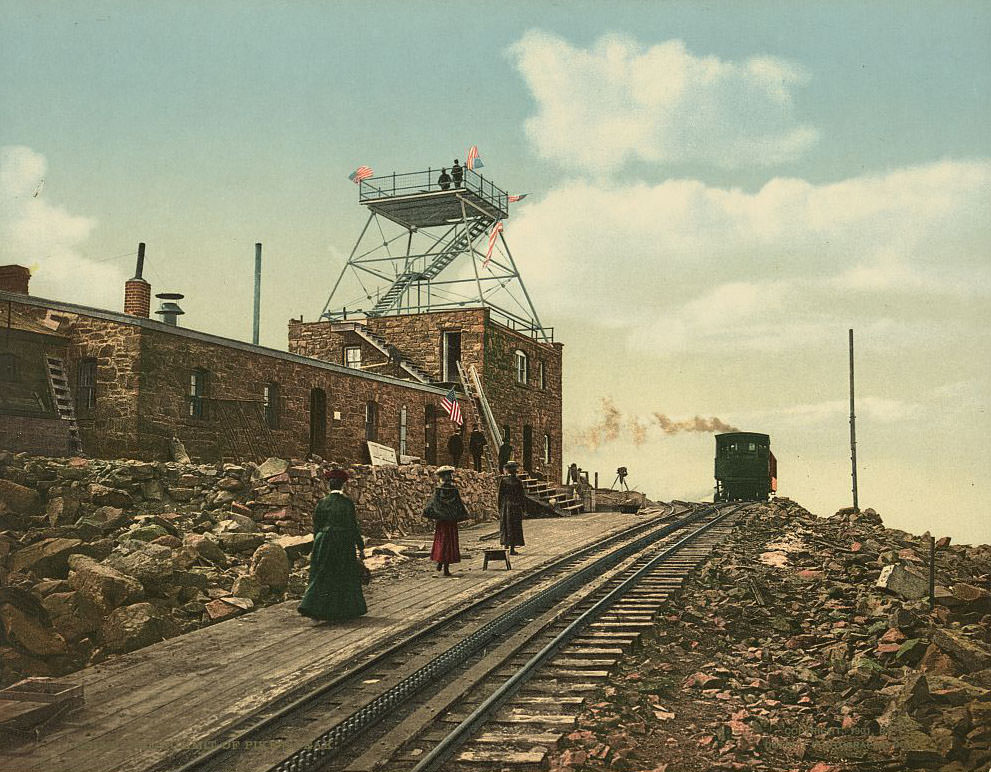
xmin=309 ymin=388 xmax=326 ymax=456
xmin=424 ymin=403 xmax=438 ymax=465
xmin=522 ymin=424 xmax=533 ymax=473
xmin=442 ymin=331 xmax=461 ymax=382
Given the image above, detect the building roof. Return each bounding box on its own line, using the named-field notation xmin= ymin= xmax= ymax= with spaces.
xmin=0 ymin=300 xmax=69 ymax=339
xmin=0 ymin=290 xmax=450 ymax=396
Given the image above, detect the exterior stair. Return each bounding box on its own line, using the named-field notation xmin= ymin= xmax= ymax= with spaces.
xmin=330 ymin=321 xmax=433 ymax=384
xmin=518 ymin=470 xmax=584 ymax=517
xmin=44 ymin=356 xmax=83 ymax=455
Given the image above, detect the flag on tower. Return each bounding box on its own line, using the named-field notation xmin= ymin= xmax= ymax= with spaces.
xmin=441 ymin=388 xmax=463 ymax=425
xmin=483 ymin=221 xmax=503 ymax=268
xmin=508 ymin=193 xmax=528 ymax=203
xmin=466 ymin=145 xmax=483 ymax=170
xmin=348 ymin=166 xmax=374 ymax=183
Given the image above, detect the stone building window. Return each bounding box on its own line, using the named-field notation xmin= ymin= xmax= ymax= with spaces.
xmin=514 ymin=350 xmax=528 ymax=385
xmin=76 ymin=358 xmax=97 ymax=412
xmin=0 ymin=353 xmax=18 ymax=381
xmin=365 ymin=400 xmax=379 ymax=441
xmin=399 ymin=404 xmax=408 ymax=456
xmin=344 ymin=346 xmax=362 ymax=369
xmin=189 ymin=369 xmax=207 ymax=419
xmin=538 ymin=361 xmax=546 ymax=390
xmin=543 ymin=433 xmax=551 ymax=464
xmin=264 ymin=382 xmax=280 ymax=429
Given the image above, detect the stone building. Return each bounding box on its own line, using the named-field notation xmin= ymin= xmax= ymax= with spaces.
xmin=0 ymin=264 xmax=563 ymax=480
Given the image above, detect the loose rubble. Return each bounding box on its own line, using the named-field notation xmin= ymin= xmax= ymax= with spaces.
xmin=0 ymin=451 xmax=496 ymax=686
xmin=551 ymin=500 xmax=991 ymax=772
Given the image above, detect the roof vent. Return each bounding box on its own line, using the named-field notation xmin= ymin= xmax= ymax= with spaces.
xmin=155 ymin=292 xmax=185 ymax=326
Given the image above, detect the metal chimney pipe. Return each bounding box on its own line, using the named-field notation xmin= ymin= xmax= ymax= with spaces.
xmin=134 ymin=242 xmax=146 ymax=280
xmin=253 ymin=243 xmax=262 ymax=345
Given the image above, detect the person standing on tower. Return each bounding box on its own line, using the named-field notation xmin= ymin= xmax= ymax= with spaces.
xmin=451 ymin=159 xmax=463 ymax=188
xmin=438 ymin=168 xmax=451 ymax=190
xmin=468 ymin=424 xmax=486 ymax=472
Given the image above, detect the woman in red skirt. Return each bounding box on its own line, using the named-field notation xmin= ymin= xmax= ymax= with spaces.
xmin=424 ymin=465 xmax=470 ymax=576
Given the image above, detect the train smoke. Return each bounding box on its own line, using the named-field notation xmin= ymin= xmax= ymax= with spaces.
xmin=652 ymin=413 xmax=739 ymax=434
xmin=573 ymin=398 xmax=738 ymax=450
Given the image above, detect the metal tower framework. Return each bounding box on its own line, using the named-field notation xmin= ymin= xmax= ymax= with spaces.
xmin=321 ymin=167 xmax=549 ymax=341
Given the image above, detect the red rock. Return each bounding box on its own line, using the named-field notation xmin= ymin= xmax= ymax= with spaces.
xmin=850 ymin=541 xmax=863 ymax=552
xmin=879 ymin=628 xmax=907 ymax=644
xmin=797 ymin=569 xmax=822 ymax=580
xmin=876 ymin=643 xmax=902 ymax=655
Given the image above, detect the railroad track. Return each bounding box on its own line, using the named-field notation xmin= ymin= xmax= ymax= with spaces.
xmin=160 ymin=501 xmax=742 ymax=772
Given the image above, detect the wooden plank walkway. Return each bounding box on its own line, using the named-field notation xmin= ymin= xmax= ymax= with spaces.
xmin=0 ymin=511 xmax=642 ymax=772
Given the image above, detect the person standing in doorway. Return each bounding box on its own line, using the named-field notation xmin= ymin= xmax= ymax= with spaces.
xmin=298 ymin=468 xmax=367 ymax=622
xmin=498 ymin=437 xmax=512 ymax=473
xmin=424 ymin=466 xmax=470 ymax=576
xmin=447 ymin=431 xmax=464 ymax=467
xmin=498 ymin=461 xmax=526 ymax=555
xmin=468 ymin=424 xmax=486 ymax=472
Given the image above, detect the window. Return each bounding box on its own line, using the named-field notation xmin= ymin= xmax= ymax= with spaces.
xmin=344 ymin=346 xmax=362 ymax=369
xmin=399 ymin=405 xmax=408 ymax=456
xmin=538 ymin=361 xmax=546 ymax=390
xmin=263 ymin=382 xmax=280 ymax=429
xmin=189 ymin=369 xmax=207 ymax=419
xmin=442 ymin=331 xmax=462 ymax=382
xmin=514 ymin=350 xmax=528 ymax=385
xmin=748 ymin=442 xmax=757 ymax=452
xmin=543 ymin=433 xmax=551 ymax=464
xmin=77 ymin=358 xmax=97 ymax=412
xmin=0 ymin=353 xmax=18 ymax=382
xmin=365 ymin=400 xmax=378 ymax=441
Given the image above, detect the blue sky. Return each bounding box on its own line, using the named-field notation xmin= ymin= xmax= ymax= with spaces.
xmin=2 ymin=1 xmax=989 ymax=540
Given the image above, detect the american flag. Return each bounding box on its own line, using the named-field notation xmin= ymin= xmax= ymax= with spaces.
xmin=466 ymin=145 xmax=483 ymax=170
xmin=483 ymin=221 xmax=503 ymax=267
xmin=348 ymin=166 xmax=374 ymax=183
xmin=441 ymin=388 xmax=463 ymax=425
xmin=508 ymin=193 xmax=528 ymax=203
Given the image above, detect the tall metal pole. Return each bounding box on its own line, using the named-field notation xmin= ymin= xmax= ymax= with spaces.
xmin=253 ymin=243 xmax=262 ymax=345
xmin=849 ymin=328 xmax=859 ymax=512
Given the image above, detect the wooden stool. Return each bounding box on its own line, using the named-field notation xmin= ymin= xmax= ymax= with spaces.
xmin=482 ymin=548 xmax=512 ymax=570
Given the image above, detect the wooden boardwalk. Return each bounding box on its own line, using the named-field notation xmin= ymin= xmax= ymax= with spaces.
xmin=0 ymin=511 xmax=642 ymax=772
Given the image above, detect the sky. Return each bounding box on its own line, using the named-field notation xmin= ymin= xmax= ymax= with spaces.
xmin=2 ymin=1 xmax=989 ymax=542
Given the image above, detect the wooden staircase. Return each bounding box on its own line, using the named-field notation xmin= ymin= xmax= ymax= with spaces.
xmin=331 ymin=321 xmax=433 ymax=384
xmin=518 ymin=470 xmax=584 ymax=517
xmin=44 ymin=356 xmax=82 ymax=455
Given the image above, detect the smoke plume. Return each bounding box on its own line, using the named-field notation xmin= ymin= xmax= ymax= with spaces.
xmin=652 ymin=413 xmax=738 ymax=435
xmin=573 ymin=397 xmax=623 ymax=450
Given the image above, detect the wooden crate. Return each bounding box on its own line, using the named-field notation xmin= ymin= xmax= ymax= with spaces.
xmin=0 ymin=678 xmax=83 ymax=706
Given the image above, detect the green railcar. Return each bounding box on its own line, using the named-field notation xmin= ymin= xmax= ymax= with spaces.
xmin=714 ymin=432 xmax=777 ymax=502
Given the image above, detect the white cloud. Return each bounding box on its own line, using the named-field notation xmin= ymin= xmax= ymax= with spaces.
xmin=512 ymin=160 xmax=991 ymax=354
xmin=508 ymin=31 xmax=818 ymax=172
xmin=0 ymin=145 xmax=122 ymax=309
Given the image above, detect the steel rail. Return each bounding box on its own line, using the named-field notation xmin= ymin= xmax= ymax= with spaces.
xmin=263 ymin=506 xmax=712 ymax=772
xmin=410 ymin=502 xmax=743 ymax=772
xmin=165 ymin=505 xmax=687 ymax=772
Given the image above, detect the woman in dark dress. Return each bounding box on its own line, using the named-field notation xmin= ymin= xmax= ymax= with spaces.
xmin=298 ymin=468 xmax=368 ymax=621
xmin=424 ymin=465 xmax=469 ymax=576
xmin=498 ymin=460 xmax=526 ymax=555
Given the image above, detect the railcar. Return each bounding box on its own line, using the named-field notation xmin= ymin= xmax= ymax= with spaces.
xmin=714 ymin=431 xmax=777 ymax=502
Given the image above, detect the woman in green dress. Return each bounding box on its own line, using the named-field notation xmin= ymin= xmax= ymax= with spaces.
xmin=298 ymin=468 xmax=368 ymax=621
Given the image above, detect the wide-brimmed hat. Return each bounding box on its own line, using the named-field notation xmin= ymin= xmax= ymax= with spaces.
xmin=504 ymin=460 xmax=519 ymax=469
xmin=436 ymin=465 xmax=456 ymax=475
xmin=325 ymin=468 xmax=349 ymax=482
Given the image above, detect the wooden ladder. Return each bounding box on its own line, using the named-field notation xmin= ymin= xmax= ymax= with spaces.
xmin=44 ymin=356 xmax=83 ymax=455
xmin=456 ymin=361 xmax=497 ymax=473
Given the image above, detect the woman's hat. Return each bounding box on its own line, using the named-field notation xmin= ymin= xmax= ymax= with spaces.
xmin=325 ymin=468 xmax=349 ymax=482
xmin=436 ymin=465 xmax=456 ymax=474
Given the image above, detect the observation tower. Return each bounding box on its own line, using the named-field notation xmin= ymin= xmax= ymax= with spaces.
xmin=321 ymin=166 xmax=549 ymax=341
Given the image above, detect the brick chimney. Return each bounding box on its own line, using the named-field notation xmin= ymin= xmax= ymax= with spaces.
xmin=0 ymin=265 xmax=31 ymax=294
xmin=124 ymin=243 xmax=151 ymax=318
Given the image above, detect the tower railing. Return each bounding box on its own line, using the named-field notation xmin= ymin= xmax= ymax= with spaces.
xmin=359 ymin=167 xmax=509 ymax=215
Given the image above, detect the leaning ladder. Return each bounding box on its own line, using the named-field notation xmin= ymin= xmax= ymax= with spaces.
xmin=456 ymin=361 xmax=499 ymax=474
xmin=44 ymin=356 xmax=83 ymax=455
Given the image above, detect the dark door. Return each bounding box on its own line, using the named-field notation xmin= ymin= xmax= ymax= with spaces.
xmin=442 ymin=331 xmax=461 ymax=382
xmin=309 ymin=388 xmax=326 ymax=456
xmin=424 ymin=403 xmax=437 ymax=465
xmin=522 ymin=424 xmax=533 ymax=473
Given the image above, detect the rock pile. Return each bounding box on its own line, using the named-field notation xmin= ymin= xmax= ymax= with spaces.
xmin=550 ymin=499 xmax=991 ymax=772
xmin=0 ymin=451 xmax=496 ymax=687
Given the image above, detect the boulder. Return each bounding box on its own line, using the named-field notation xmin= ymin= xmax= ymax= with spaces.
xmin=88 ymin=483 xmax=133 ymax=508
xmin=231 ymin=575 xmax=263 ymax=602
xmin=256 ymin=457 xmax=289 ymax=480
xmin=68 ymin=554 xmax=144 ymax=614
xmin=214 ymin=513 xmax=261 ymax=534
xmin=0 ymin=479 xmax=40 ymax=514
xmin=876 ymin=564 xmax=929 ymax=600
xmin=127 ymin=524 xmax=169 ymax=542
xmin=183 ymin=533 xmax=226 ymax=565
xmin=46 ymin=496 xmax=79 ymax=527
xmin=0 ymin=603 xmax=68 ymax=656
xmin=100 ymin=602 xmax=170 ymax=654
xmin=8 ymin=538 xmax=84 ymax=578
xmin=250 ymin=543 xmax=289 ymax=589
xmin=217 ymin=532 xmax=265 ymax=554
xmin=932 ymin=628 xmax=991 ymax=672
xmin=105 ymin=543 xmax=175 ymax=585
xmin=203 ymin=597 xmax=249 ymax=622
xmin=275 ymin=534 xmax=314 ymax=561
xmin=42 ymin=590 xmax=101 ymax=643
